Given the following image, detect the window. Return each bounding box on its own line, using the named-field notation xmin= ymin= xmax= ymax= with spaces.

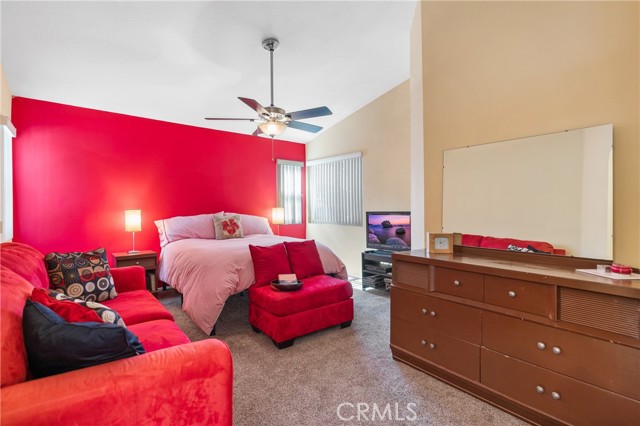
xmin=276 ymin=160 xmax=303 ymax=224
xmin=307 ymin=152 xmax=362 ymax=226
xmin=0 ymin=116 xmax=16 ymax=242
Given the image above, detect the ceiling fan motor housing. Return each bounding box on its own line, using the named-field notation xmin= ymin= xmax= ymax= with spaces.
xmin=262 ymin=38 xmax=279 ymax=52
xmin=263 ymin=105 xmax=289 ymax=123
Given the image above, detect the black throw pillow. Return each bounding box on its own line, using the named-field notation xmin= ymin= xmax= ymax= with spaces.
xmin=22 ymin=300 xmax=145 ymax=378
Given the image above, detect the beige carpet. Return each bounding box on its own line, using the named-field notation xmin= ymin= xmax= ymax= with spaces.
xmin=161 ymin=288 xmax=527 ymax=426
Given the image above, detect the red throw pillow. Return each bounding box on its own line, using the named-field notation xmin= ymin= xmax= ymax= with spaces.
xmin=249 ymin=243 xmax=292 ymax=287
xmin=284 ymin=240 xmax=324 ymax=279
xmin=31 ymin=288 xmax=102 ymax=323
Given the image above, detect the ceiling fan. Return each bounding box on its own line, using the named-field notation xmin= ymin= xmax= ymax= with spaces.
xmin=205 ymin=38 xmax=332 ymax=138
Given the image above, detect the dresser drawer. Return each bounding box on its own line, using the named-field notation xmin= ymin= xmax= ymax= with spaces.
xmin=391 ymin=317 xmax=480 ymax=381
xmin=394 ymin=260 xmax=429 ymax=290
xmin=116 ymin=256 xmax=156 ymax=269
xmin=484 ymin=275 xmax=553 ymax=318
xmin=482 ymin=348 xmax=640 ymax=426
xmin=483 ymin=312 xmax=640 ymax=400
xmin=433 ymin=267 xmax=483 ymax=302
xmin=391 ymin=287 xmax=481 ymax=344
xmin=559 ymin=287 xmax=640 ymax=338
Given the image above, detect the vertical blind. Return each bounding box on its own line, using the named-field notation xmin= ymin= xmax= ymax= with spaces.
xmin=307 ymin=152 xmax=362 ymax=226
xmin=276 ymin=160 xmax=303 ymax=225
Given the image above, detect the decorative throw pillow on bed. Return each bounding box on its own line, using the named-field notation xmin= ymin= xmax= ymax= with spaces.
xmin=284 ymin=240 xmax=324 ymax=279
xmin=249 ymin=243 xmax=292 ymax=287
xmin=30 ymin=287 xmax=126 ymax=327
xmin=44 ymin=248 xmax=116 ymax=302
xmin=214 ymin=214 xmax=243 ymax=240
xmin=22 ymin=300 xmax=145 ymax=378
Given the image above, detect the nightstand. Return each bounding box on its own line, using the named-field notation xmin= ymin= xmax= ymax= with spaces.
xmin=112 ymin=250 xmax=158 ymax=292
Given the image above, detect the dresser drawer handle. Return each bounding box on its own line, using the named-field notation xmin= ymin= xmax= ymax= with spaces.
xmin=453 ymin=280 xmax=461 ymax=287
xmin=421 ymin=340 xmax=427 ymax=346
xmin=421 ymin=308 xmax=428 ymax=315
xmin=535 ymin=385 xmax=545 ymax=394
xmin=536 ymin=342 xmax=546 ymax=350
xmin=551 ymin=392 xmax=561 ymax=400
xmin=507 ymin=290 xmax=516 ymax=298
xmin=552 ymin=346 xmax=562 ymax=355
xmin=430 ymin=311 xmax=437 ymax=317
xmin=429 ymin=343 xmax=436 ymax=350
xmin=135 ymin=261 xmax=140 ymax=265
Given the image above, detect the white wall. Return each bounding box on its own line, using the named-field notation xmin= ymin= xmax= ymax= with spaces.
xmin=306 ymin=81 xmax=411 ymax=276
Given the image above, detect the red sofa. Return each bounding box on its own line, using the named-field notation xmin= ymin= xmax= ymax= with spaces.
xmin=461 ymin=234 xmax=566 ymax=255
xmin=1 ymin=242 xmax=233 ymax=425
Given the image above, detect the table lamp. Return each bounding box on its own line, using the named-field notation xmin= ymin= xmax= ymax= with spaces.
xmin=125 ymin=209 xmax=142 ymax=254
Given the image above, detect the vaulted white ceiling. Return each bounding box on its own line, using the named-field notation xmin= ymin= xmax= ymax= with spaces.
xmin=1 ymin=1 xmax=416 ymax=143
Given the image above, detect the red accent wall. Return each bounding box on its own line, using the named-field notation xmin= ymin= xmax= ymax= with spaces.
xmin=11 ymin=98 xmax=306 ymax=259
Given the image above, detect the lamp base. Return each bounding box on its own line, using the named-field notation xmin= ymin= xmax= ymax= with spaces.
xmin=128 ymin=250 xmax=141 ymax=254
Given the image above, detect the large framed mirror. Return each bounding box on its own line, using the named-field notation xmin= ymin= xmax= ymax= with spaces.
xmin=442 ymin=124 xmax=613 ymax=259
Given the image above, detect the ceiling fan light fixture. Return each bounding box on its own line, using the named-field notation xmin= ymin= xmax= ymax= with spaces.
xmin=258 ymin=120 xmax=287 ymax=137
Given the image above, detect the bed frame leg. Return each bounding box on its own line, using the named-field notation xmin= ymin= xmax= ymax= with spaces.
xmin=273 ymin=339 xmax=294 ymax=349
xmin=340 ymin=320 xmax=352 ymax=329
xmin=209 ymin=325 xmax=216 ymax=336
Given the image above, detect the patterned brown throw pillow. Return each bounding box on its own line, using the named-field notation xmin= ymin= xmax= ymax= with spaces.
xmin=45 ymin=248 xmax=117 ymax=302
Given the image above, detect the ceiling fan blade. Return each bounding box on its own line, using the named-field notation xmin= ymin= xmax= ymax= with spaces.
xmin=288 ymin=120 xmax=323 ymax=133
xmin=205 ymin=118 xmax=256 ymax=121
xmin=238 ymin=97 xmax=268 ymax=116
xmin=288 ymin=106 xmax=332 ymax=121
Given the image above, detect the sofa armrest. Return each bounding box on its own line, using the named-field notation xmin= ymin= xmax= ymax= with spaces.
xmin=1 ymin=339 xmax=233 ymax=425
xmin=110 ymin=265 xmax=147 ymax=293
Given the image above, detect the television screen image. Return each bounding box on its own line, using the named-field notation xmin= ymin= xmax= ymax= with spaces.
xmin=366 ymin=212 xmax=411 ymax=251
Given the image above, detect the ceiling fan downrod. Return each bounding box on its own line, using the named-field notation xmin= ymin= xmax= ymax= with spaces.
xmin=262 ymin=38 xmax=279 ymax=107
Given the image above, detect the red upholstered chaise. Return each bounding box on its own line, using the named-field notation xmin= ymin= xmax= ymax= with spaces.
xmin=248 ymin=240 xmax=354 ymax=349
xmin=249 ymin=274 xmax=354 ymax=348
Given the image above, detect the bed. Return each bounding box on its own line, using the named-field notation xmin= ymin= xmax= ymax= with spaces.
xmin=157 ymin=234 xmax=348 ymax=335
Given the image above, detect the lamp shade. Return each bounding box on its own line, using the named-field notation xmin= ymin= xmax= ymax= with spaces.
xmin=272 ymin=207 xmax=285 ymax=225
xmin=258 ymin=121 xmax=287 ymax=137
xmin=125 ymin=210 xmax=142 ymax=232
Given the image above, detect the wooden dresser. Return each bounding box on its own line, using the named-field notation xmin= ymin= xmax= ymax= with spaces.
xmin=390 ymin=247 xmax=640 ymax=426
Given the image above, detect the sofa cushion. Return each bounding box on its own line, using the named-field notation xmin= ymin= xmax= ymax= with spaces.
xmin=0 ymin=242 xmax=49 ymax=289
xmin=249 ymin=274 xmax=353 ymax=317
xmin=461 ymin=234 xmax=484 ymax=247
xmin=0 ymin=266 xmax=33 ymax=387
xmin=22 ymin=300 xmax=145 ymax=378
xmin=249 ymin=243 xmax=292 ymax=287
xmin=128 ymin=319 xmax=191 ymax=352
xmin=45 ymin=248 xmax=117 ymax=302
xmin=284 ymin=240 xmax=324 ymax=279
xmin=480 ymin=236 xmax=553 ymax=254
xmin=101 ymin=290 xmax=174 ymax=325
xmin=31 ymin=288 xmax=126 ymax=327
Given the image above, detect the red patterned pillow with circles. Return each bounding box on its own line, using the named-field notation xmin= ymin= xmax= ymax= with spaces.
xmin=45 ymin=248 xmax=117 ymax=302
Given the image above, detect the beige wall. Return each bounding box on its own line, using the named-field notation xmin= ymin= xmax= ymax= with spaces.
xmin=306 ymin=81 xmax=411 ymax=276
xmin=1 ymin=64 xmax=11 ymax=118
xmin=421 ymin=1 xmax=639 ymax=265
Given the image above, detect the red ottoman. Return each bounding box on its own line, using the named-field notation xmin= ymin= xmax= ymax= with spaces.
xmin=249 ymin=274 xmax=354 ymax=349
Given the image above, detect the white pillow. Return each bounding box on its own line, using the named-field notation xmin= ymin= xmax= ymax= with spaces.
xmin=227 ymin=213 xmax=274 ymax=236
xmin=154 ymin=212 xmax=223 ymax=247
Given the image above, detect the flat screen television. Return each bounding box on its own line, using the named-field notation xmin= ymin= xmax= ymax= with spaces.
xmin=366 ymin=211 xmax=411 ymax=252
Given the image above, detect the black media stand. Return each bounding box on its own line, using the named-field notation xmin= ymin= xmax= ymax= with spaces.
xmin=361 ymin=250 xmax=393 ymax=290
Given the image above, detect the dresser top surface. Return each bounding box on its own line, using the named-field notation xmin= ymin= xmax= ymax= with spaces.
xmin=394 ymin=248 xmax=640 ymax=298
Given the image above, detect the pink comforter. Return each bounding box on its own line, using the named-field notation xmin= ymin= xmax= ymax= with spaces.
xmin=157 ymin=235 xmax=348 ymax=335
